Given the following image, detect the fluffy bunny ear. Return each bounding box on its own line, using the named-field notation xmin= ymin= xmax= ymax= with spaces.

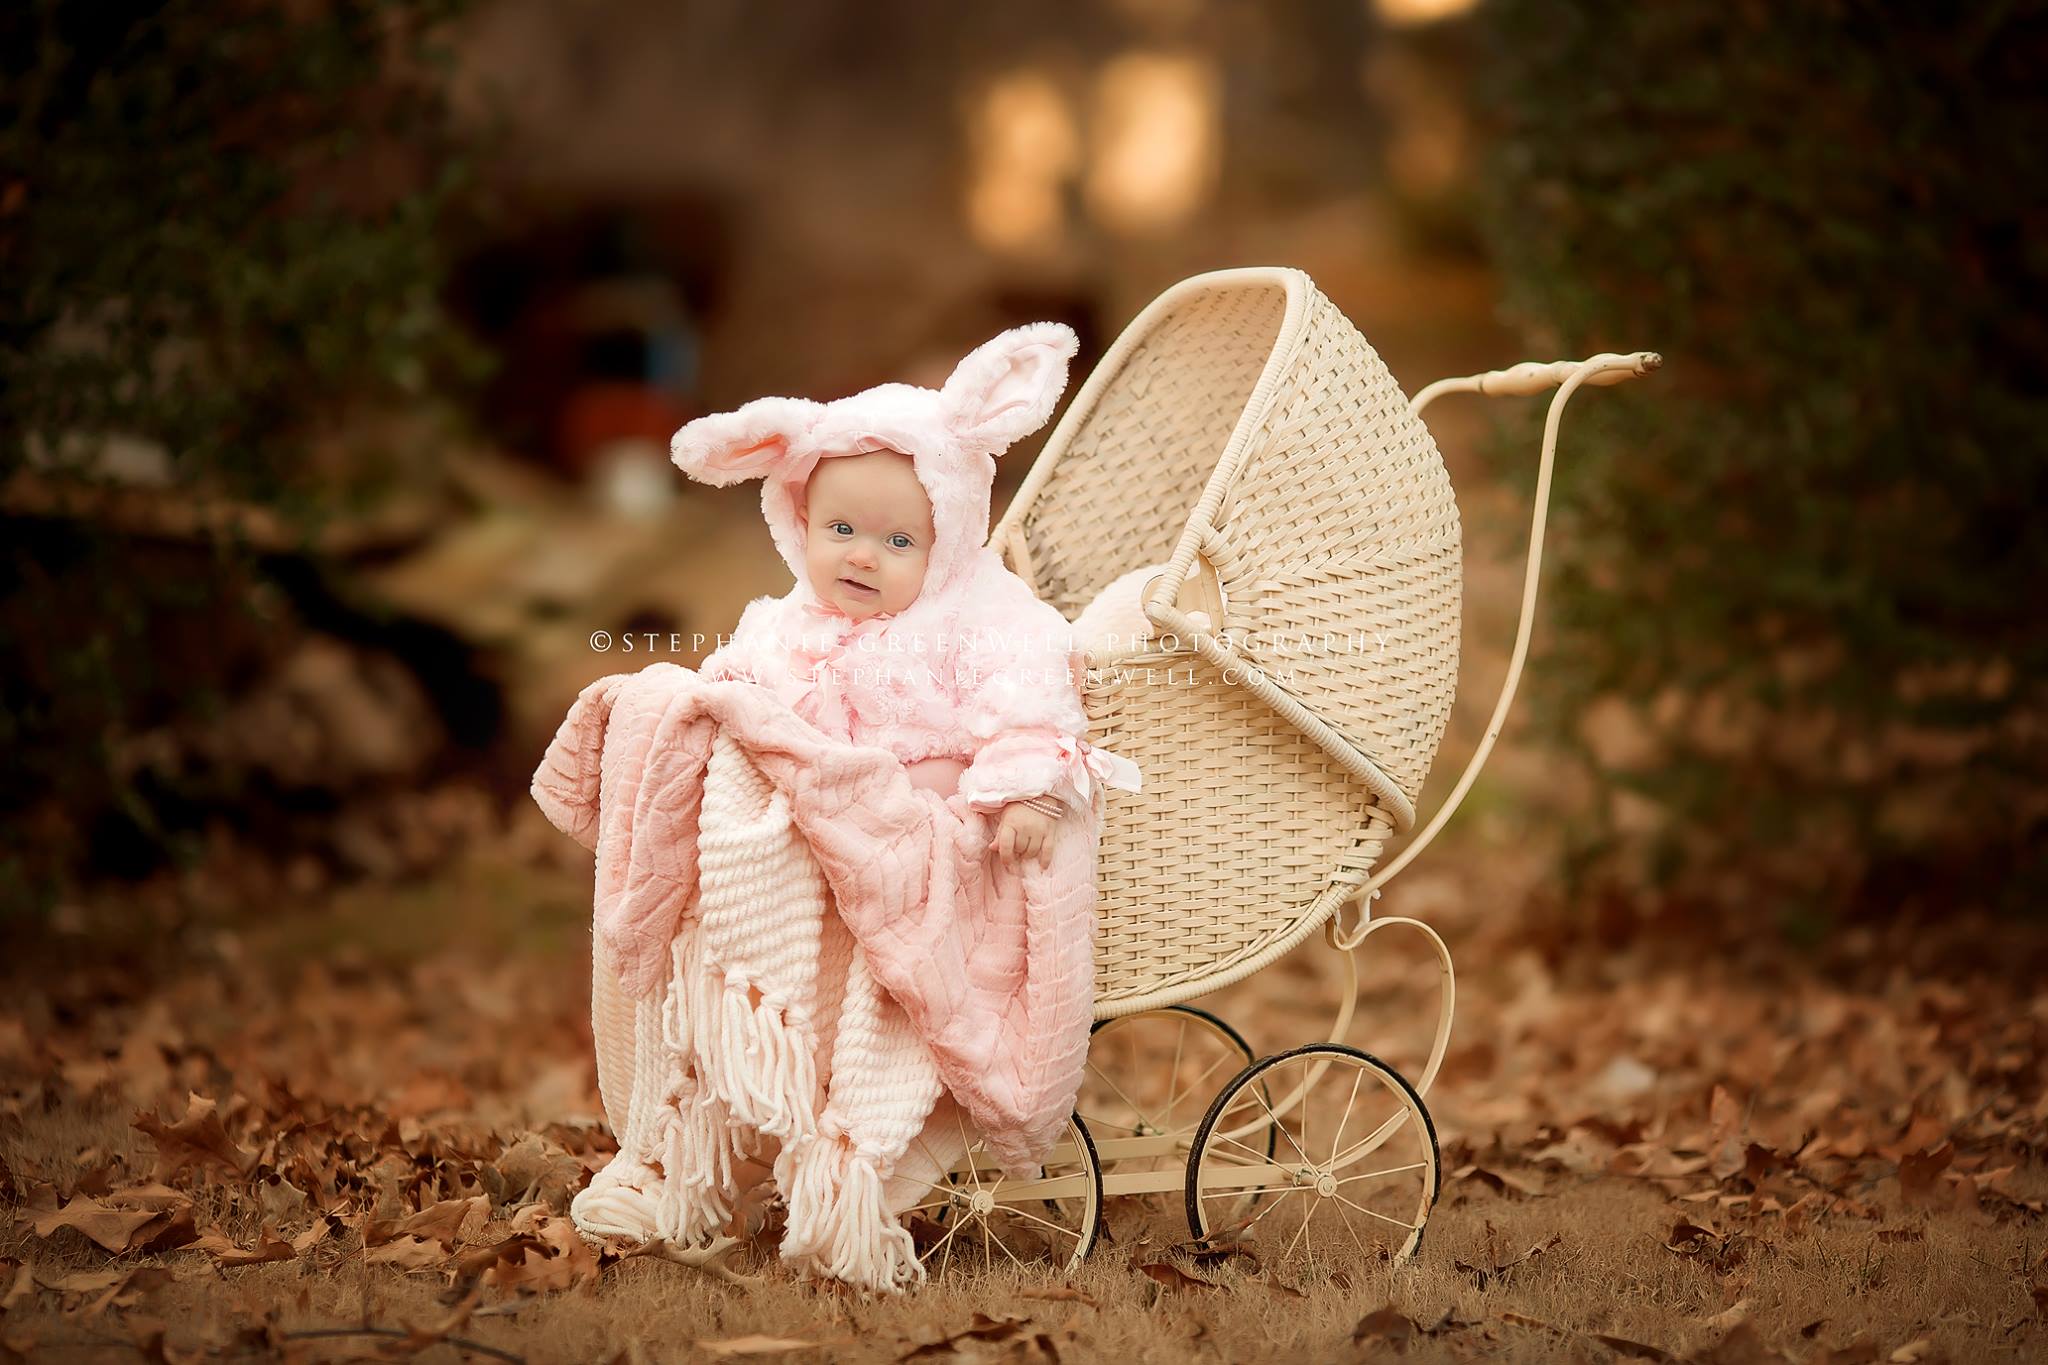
xmin=671 ymin=396 xmax=824 ymax=486
xmin=939 ymin=322 xmax=1079 ymax=453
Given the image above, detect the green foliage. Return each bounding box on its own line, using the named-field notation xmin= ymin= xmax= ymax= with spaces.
xmin=1473 ymin=2 xmax=2048 ymax=923
xmin=0 ymin=0 xmax=493 ymax=919
xmin=2 ymin=0 xmax=489 ymax=508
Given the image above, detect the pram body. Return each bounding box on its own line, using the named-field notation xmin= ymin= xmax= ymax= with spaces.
xmin=902 ymin=266 xmax=1658 ymax=1274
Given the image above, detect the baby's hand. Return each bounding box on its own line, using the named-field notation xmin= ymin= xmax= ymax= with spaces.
xmin=994 ymin=801 xmax=1059 ymax=870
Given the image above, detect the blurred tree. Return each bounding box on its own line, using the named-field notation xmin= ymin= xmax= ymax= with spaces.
xmin=1474 ymin=3 xmax=2047 ymax=933
xmin=0 ymin=0 xmax=493 ymax=920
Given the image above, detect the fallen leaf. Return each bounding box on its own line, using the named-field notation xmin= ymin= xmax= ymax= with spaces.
xmin=1133 ymin=1260 xmax=1217 ymax=1292
xmin=1591 ymin=1332 xmax=1674 ymax=1361
xmin=30 ymin=1195 xmax=162 ymax=1254
xmin=131 ymin=1093 xmax=256 ymax=1180
xmin=1353 ymin=1307 xmax=1417 ymax=1350
xmin=1455 ymin=1232 xmax=1561 ymax=1289
xmin=1701 ymin=1299 xmax=1753 ymax=1332
xmin=187 ymin=1225 xmax=296 ymax=1267
xmin=899 ymin=1313 xmax=1029 ymax=1359
xmin=363 ymin=1235 xmax=449 ymax=1270
xmin=1452 ymin=1163 xmax=1542 ymax=1198
xmin=1898 ymin=1144 xmax=1953 ymax=1204
xmin=699 ymin=1337 xmax=831 ymax=1359
xmin=363 ymin=1194 xmax=489 ymax=1249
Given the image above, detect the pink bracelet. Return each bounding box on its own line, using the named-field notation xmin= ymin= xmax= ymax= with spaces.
xmin=1017 ymin=795 xmax=1065 ymax=818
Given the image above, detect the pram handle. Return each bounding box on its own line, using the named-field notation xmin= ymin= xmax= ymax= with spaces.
xmin=1409 ymin=350 xmax=1661 ymax=413
xmin=1355 ymin=350 xmax=1662 ymax=899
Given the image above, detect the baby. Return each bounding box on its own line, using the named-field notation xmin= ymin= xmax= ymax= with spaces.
xmin=674 ymin=321 xmax=1140 ymax=870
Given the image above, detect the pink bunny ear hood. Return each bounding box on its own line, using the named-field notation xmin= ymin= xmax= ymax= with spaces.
xmin=671 ymin=322 xmax=1079 ymax=599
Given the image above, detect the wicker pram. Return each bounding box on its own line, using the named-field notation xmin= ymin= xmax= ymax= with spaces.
xmin=900 ymin=265 xmax=1659 ymax=1275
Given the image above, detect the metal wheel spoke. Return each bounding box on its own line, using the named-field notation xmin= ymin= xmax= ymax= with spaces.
xmin=1284 ymin=1195 xmax=1313 ymax=1262
xmin=1162 ymin=1018 xmax=1189 ymax=1123
xmin=1336 ymin=1161 xmax=1427 ymax=1185
xmin=995 ymin=1202 xmax=1080 ymax=1243
xmin=1298 ymin=1058 xmax=1313 ymax=1167
xmin=1331 ymin=1191 xmax=1418 ymax=1232
xmin=1172 ymin=1050 xmax=1242 ymax=1116
xmin=955 ymin=1112 xmax=984 ymax=1192
xmin=987 ymin=1222 xmax=1024 ymax=1268
xmin=1233 ymin=1183 xmax=1306 ymax=1235
xmin=1205 ymin=1125 xmax=1279 ymax=1167
xmin=925 ymin=1214 xmax=967 ymax=1270
xmin=1085 ymin=1060 xmax=1168 ymax=1136
xmin=1331 ymin=1188 xmax=1369 ymax=1261
xmin=1331 ymin=1114 xmax=1412 ymax=1171
xmin=1246 ymin=1079 xmax=1316 ymax=1168
xmin=1329 ymin=1067 xmax=1365 ymax=1165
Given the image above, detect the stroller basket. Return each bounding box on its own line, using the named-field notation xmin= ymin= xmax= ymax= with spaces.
xmin=992 ymin=267 xmax=1463 ymax=1016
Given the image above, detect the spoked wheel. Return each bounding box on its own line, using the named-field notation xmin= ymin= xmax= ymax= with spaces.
xmin=1187 ymin=1044 xmax=1439 ymax=1269
xmin=903 ymin=1111 xmax=1103 ymax=1277
xmin=1079 ymin=1007 xmax=1275 ymax=1228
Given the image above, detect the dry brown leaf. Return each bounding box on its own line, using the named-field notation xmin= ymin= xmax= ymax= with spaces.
xmin=1451 ymin=1163 xmax=1542 ymax=1198
xmin=81 ymin=1266 xmax=172 ymax=1319
xmin=1701 ymin=1298 xmax=1754 ymax=1332
xmin=1498 ymin=1310 xmax=1568 ymax=1336
xmin=1692 ymin=1319 xmax=1792 ymax=1365
xmin=131 ymin=1092 xmax=256 ymax=1180
xmin=362 ymin=1234 xmax=450 ymax=1270
xmin=899 ymin=1313 xmax=1028 ymax=1359
xmin=1454 ymin=1231 xmax=1561 ymax=1289
xmin=188 ymin=1225 xmax=296 ymax=1267
xmin=1897 ymin=1143 xmax=1954 ymax=1204
xmin=1353 ymin=1307 xmax=1417 ymax=1350
xmin=363 ymin=1193 xmax=488 ymax=1249
xmin=1590 ymin=1331 xmax=1674 ymax=1361
xmin=701 ymin=1337 xmax=834 ymax=1358
xmin=1133 ymin=1260 xmax=1217 ymax=1292
xmin=29 ymin=1195 xmax=163 ymax=1254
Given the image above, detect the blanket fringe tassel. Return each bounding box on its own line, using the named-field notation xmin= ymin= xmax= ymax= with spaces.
xmin=777 ymin=1134 xmax=924 ymax=1292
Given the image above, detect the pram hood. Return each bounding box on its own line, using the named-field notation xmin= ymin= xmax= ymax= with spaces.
xmin=669 ymin=322 xmax=1079 ymax=603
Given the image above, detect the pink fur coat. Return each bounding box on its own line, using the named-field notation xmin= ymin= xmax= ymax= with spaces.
xmin=671 ymin=322 xmax=1140 ymax=814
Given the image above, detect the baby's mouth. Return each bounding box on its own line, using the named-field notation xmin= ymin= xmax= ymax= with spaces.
xmin=839 ymin=578 xmax=878 ymax=597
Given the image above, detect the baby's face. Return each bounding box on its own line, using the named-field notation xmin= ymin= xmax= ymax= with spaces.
xmin=802 ymin=449 xmax=934 ymax=622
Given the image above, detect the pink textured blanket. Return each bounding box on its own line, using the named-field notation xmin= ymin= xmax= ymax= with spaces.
xmin=530 ymin=661 xmax=1101 ymax=1173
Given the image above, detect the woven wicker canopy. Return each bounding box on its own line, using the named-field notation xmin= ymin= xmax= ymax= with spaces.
xmin=993 ymin=268 xmax=1463 ymax=1015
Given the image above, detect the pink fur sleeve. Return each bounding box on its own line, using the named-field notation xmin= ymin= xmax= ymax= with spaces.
xmin=953 ymin=622 xmax=1091 ymax=811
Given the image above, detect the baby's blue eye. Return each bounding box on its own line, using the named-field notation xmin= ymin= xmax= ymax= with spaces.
xmin=889 ymin=534 xmax=913 ymax=550
xmin=831 ymin=522 xmax=852 ymax=536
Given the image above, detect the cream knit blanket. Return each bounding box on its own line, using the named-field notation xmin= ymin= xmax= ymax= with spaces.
xmin=570 ymin=729 xmax=948 ymax=1291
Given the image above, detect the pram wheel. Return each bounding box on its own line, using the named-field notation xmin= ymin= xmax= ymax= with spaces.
xmin=904 ymin=1112 xmax=1103 ymax=1278
xmin=1186 ymin=1043 xmax=1438 ymax=1271
xmin=1080 ymin=1006 xmax=1276 ymax=1233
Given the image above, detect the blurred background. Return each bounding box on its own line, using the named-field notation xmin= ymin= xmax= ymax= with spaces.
xmin=3 ymin=0 xmax=2042 ymax=956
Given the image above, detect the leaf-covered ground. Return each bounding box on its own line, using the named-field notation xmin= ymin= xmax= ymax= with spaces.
xmin=3 ymin=799 xmax=2043 ymax=1364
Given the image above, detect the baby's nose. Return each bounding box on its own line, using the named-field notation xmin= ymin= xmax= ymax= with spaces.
xmin=847 ymin=544 xmax=878 ymax=567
